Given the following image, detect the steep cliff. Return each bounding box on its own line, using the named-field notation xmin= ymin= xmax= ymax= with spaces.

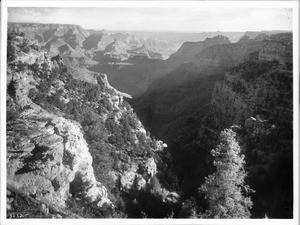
xmin=6 ymin=31 xmax=178 ymax=218
xmin=7 ymin=104 xmax=112 ymax=208
xmin=198 ymin=33 xmax=293 ymax=218
xmin=6 ymin=33 xmax=112 ymax=217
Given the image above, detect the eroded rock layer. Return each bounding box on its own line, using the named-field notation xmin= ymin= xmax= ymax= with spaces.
xmin=7 ymin=104 xmax=111 ymax=208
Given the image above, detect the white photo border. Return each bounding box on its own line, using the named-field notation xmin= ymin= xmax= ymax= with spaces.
xmin=1 ymin=1 xmax=299 ymax=225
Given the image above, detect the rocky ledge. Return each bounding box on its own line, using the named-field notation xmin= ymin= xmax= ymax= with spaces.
xmin=7 ymin=102 xmax=112 ymax=209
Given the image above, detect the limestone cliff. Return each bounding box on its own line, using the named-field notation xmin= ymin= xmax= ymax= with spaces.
xmin=7 ymin=30 xmax=177 ymax=218
xmin=7 ymin=104 xmax=112 ymax=208
xmin=7 ymin=32 xmax=112 ymax=214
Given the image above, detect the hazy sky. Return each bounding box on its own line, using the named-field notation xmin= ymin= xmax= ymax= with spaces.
xmin=8 ymin=7 xmax=292 ymax=32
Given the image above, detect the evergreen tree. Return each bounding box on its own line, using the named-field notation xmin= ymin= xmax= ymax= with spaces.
xmin=199 ymin=128 xmax=253 ymax=218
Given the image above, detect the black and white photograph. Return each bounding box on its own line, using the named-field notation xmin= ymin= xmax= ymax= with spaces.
xmin=1 ymin=0 xmax=299 ymax=224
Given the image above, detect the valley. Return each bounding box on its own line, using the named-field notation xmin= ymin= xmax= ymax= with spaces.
xmin=6 ymin=22 xmax=293 ymax=219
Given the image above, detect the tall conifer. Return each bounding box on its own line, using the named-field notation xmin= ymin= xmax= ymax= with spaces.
xmin=200 ymin=129 xmax=253 ymax=218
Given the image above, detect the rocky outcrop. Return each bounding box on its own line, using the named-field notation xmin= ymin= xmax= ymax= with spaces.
xmin=7 ymin=104 xmax=112 ymax=208
xmin=7 ymin=31 xmax=176 ymax=218
xmin=7 ymin=33 xmax=114 ymax=213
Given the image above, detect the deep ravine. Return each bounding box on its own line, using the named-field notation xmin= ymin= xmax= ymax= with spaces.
xmin=6 ymin=23 xmax=293 ymax=219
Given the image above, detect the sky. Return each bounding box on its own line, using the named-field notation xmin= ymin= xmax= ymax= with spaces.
xmin=8 ymin=7 xmax=292 ymax=32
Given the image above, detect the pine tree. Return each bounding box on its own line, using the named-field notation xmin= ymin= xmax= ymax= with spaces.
xmin=199 ymin=128 xmax=253 ymax=218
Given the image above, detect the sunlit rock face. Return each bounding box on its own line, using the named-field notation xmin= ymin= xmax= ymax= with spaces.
xmin=7 ymin=104 xmax=112 ymax=208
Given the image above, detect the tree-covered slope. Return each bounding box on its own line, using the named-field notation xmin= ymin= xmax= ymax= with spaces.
xmin=6 ymin=31 xmax=180 ymax=218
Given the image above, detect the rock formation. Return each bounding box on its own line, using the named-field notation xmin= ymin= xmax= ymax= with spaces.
xmin=167 ymin=35 xmax=231 ymax=70
xmin=6 ymin=30 xmax=177 ymax=218
xmin=7 ymin=104 xmax=112 ymax=208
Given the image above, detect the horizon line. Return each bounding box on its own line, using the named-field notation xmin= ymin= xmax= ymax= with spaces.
xmin=7 ymin=22 xmax=293 ymax=34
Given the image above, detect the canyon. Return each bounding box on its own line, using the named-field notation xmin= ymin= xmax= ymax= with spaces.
xmin=6 ymin=23 xmax=293 ymax=218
